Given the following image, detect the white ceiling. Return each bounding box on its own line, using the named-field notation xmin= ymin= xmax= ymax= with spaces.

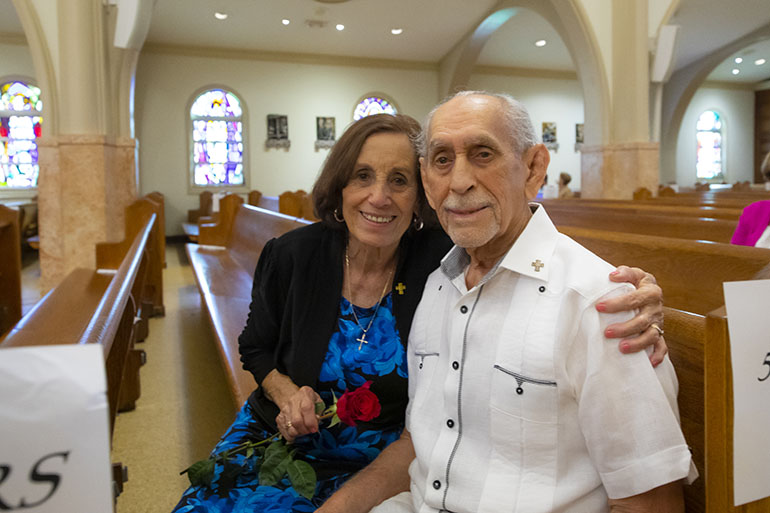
xmin=1 ymin=0 xmax=768 ymax=84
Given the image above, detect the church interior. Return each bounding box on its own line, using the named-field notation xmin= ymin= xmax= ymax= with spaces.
xmin=1 ymin=0 xmax=770 ymax=511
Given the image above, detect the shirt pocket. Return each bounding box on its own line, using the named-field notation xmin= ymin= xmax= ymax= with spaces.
xmin=489 ymin=364 xmax=559 ymax=461
xmin=490 ymin=364 xmax=558 ymax=424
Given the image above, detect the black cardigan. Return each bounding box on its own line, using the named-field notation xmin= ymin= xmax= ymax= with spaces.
xmin=238 ymin=222 xmax=452 ymax=430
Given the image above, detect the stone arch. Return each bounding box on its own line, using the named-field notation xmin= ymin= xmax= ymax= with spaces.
xmin=442 ymin=0 xmax=609 ymax=147
xmin=11 ymin=0 xmax=59 ymax=136
xmin=660 ymin=23 xmax=770 ymax=180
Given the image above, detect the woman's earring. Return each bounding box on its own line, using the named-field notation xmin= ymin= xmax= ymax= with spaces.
xmin=413 ymin=213 xmax=424 ymax=231
xmin=334 ymin=208 xmax=344 ymax=223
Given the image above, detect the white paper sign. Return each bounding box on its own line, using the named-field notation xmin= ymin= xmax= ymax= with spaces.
xmin=0 ymin=345 xmax=113 ymax=512
xmin=212 ymin=192 xmax=224 ymax=213
xmin=723 ymin=279 xmax=770 ymax=506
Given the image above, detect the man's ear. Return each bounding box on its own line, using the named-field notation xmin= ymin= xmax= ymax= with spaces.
xmin=524 ymin=144 xmax=550 ymax=200
xmin=420 ymin=157 xmax=438 ymax=210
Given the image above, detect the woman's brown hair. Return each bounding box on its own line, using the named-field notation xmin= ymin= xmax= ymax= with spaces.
xmin=312 ymin=113 xmax=435 ymax=230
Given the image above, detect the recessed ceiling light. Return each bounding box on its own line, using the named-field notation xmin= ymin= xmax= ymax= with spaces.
xmin=756 ymin=58 xmax=767 ymax=66
xmin=214 ymin=12 xmax=228 ymax=20
xmin=734 ymin=57 xmax=743 ymax=64
xmin=336 ymin=23 xmax=345 ymax=31
xmin=282 ymin=18 xmax=290 ymax=25
xmin=391 ymin=28 xmax=403 ymax=35
xmin=732 ymin=68 xmax=740 ymax=75
xmin=535 ymin=39 xmax=547 ymax=47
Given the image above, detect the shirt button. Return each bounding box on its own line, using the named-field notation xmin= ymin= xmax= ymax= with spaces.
xmin=452 ymin=361 xmax=459 ymax=370
xmin=446 ymin=419 xmax=454 ymax=428
xmin=460 ymin=305 xmax=468 ymax=314
xmin=433 ymin=480 xmax=441 ymax=490
xmin=539 ymin=286 xmax=546 ymax=293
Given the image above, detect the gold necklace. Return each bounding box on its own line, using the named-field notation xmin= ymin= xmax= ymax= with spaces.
xmin=344 ymin=249 xmax=394 ymax=351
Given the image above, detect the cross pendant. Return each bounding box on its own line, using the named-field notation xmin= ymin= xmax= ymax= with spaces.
xmin=357 ymin=332 xmax=368 ymax=350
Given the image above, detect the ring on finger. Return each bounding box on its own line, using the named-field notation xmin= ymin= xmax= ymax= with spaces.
xmin=286 ymin=421 xmax=293 ymax=429
xmin=650 ymin=323 xmax=664 ymax=336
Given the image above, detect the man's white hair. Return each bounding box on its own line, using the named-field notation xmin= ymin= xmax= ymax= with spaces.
xmin=416 ymin=90 xmax=539 ymax=158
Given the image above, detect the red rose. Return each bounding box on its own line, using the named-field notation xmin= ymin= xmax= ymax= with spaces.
xmin=336 ymin=381 xmax=381 ymax=426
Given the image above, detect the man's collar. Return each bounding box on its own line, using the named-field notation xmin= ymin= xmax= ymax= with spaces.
xmin=439 ymin=203 xmax=558 ymax=284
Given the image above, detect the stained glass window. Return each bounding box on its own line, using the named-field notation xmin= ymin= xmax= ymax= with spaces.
xmin=190 ymin=89 xmax=244 ymax=187
xmin=1 ymin=81 xmax=43 ymax=188
xmin=353 ymin=96 xmax=397 ymax=120
xmin=696 ymin=110 xmax=723 ymax=180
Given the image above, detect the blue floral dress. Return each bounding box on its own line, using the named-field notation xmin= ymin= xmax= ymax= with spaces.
xmin=172 ymin=292 xmax=407 ymax=512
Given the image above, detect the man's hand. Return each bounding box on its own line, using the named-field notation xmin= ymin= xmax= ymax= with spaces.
xmin=598 ymin=266 xmax=667 ymax=367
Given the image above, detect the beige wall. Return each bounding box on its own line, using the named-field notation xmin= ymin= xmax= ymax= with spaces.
xmin=469 ymin=73 xmax=585 ymax=191
xmin=135 ymin=51 xmax=440 ymax=235
xmin=0 ymin=41 xmax=36 ymax=78
xmin=673 ymin=85 xmax=755 ymax=186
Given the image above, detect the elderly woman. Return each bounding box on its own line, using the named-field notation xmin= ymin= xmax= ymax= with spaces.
xmin=172 ymin=114 xmax=665 ymax=512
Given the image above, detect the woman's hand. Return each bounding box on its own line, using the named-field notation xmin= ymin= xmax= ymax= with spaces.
xmin=262 ymin=370 xmax=323 ymax=442
xmin=274 ymin=385 xmax=322 ymax=442
xmin=598 ymin=266 xmax=667 ymax=367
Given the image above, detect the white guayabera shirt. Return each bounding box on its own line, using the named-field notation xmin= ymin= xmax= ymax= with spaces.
xmin=383 ymin=205 xmax=697 ymax=513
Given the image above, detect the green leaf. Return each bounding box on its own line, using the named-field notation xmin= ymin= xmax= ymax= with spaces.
xmin=287 ymin=459 xmax=317 ymax=499
xmin=328 ymin=415 xmax=340 ymax=428
xmin=182 ymin=458 xmax=216 ymax=487
xmin=315 ymin=401 xmax=325 ymax=415
xmin=246 ymin=447 xmax=254 ymax=459
xmin=258 ymin=441 xmax=292 ymax=486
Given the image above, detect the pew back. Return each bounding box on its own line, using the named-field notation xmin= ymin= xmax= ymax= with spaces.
xmin=559 ymin=226 xmax=770 ymax=314
xmin=0 ymin=205 xmax=21 ymax=336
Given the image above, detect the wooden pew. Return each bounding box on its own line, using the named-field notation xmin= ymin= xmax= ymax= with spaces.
xmin=0 ymin=205 xmax=21 ymax=337
xmin=187 ymin=191 xmax=213 ymax=224
xmin=0 ymin=214 xmax=156 ymax=499
xmin=97 ymin=196 xmax=164 ymax=318
xmin=543 ymin=198 xmax=743 ymax=221
xmin=559 ymin=226 xmax=770 ymax=315
xmin=198 ymin=193 xmax=245 ymax=246
xmin=146 ymin=191 xmax=166 ymax=268
xmin=279 ymin=189 xmax=306 ymax=218
xmin=545 ymin=204 xmax=738 ymax=243
xmin=187 ymin=204 xmax=311 ymax=408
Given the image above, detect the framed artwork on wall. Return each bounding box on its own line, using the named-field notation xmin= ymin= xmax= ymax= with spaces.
xmin=575 ymin=123 xmax=584 ymax=152
xmin=542 ymin=121 xmax=559 ymax=152
xmin=266 ymin=114 xmax=290 ymax=149
xmin=315 ymin=116 xmax=335 ymax=150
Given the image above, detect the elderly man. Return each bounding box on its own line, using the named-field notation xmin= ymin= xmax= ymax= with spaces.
xmin=319 ymin=91 xmax=696 ymax=513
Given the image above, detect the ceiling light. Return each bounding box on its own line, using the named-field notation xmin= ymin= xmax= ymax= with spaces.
xmin=734 ymin=57 xmax=743 ymax=64
xmin=391 ymin=28 xmax=403 ymax=35
xmin=282 ymin=18 xmax=290 ymax=25
xmin=535 ymin=40 xmax=547 ymax=47
xmin=756 ymin=58 xmax=767 ymax=66
xmin=336 ymin=24 xmax=345 ymax=31
xmin=732 ymin=68 xmax=740 ymax=75
xmin=214 ymin=12 xmax=228 ymax=20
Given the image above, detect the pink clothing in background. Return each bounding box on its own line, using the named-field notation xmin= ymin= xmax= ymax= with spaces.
xmin=731 ymin=200 xmax=770 ymax=246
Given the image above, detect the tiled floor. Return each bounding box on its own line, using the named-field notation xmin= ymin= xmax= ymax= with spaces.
xmin=111 ymin=242 xmax=235 ymax=512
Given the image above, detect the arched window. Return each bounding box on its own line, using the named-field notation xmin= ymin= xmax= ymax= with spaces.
xmin=1 ymin=80 xmax=43 ymax=188
xmin=696 ymin=110 xmax=723 ymax=181
xmin=353 ymin=95 xmax=398 ymax=120
xmin=190 ymin=88 xmax=245 ymax=188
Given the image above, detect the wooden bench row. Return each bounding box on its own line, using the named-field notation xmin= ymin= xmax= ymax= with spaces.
xmin=0 ymin=192 xmax=166 ymax=503
xmin=186 ymin=204 xmax=311 ymax=407
xmin=0 ymin=205 xmax=21 ymax=337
